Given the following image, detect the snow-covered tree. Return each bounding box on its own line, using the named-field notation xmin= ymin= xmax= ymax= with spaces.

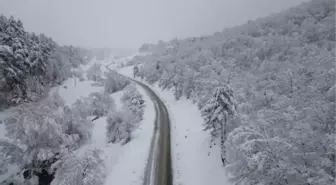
xmin=71 ymin=98 xmax=92 ymax=119
xmin=104 ymin=69 xmax=130 ymax=94
xmin=86 ymin=63 xmax=102 ymax=82
xmin=201 ymin=86 xmax=237 ymax=165
xmin=225 ymin=124 xmax=294 ymax=185
xmin=121 ymin=84 xmax=145 ymax=122
xmin=51 ymin=149 xmax=106 ymax=185
xmin=106 ymin=85 xmax=144 ymax=145
xmin=142 ymin=61 xmax=164 ymax=85
xmin=133 ymin=65 xmax=139 ymax=78
xmin=0 ymin=15 xmax=87 ymax=107
xmin=106 ymin=110 xmax=132 ymax=144
xmin=62 ymin=106 xmax=92 ymax=148
xmin=0 ymin=141 xmax=24 ymax=174
xmin=87 ymin=92 xmax=115 ymax=118
xmin=73 ymin=68 xmax=85 ymax=81
xmin=158 ymin=67 xmax=175 ymax=90
xmin=1 ymin=95 xmax=66 ymax=168
xmin=0 ymin=91 xmax=92 ymax=180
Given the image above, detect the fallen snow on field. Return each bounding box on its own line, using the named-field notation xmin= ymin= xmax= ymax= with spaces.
xmin=119 ymin=65 xmax=232 ymax=185
xmin=55 ymin=78 xmax=103 ymax=106
xmin=117 ymin=65 xmax=133 ymax=76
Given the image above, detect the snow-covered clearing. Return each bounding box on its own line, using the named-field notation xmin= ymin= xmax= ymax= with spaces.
xmin=119 ymin=66 xmax=232 ymax=185
xmin=55 ymin=78 xmax=103 ymax=106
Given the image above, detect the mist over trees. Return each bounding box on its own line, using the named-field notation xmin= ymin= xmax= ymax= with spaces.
xmin=134 ymin=0 xmax=335 ymax=184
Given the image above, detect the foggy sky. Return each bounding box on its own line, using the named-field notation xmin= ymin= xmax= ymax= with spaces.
xmin=0 ymin=0 xmax=308 ymax=49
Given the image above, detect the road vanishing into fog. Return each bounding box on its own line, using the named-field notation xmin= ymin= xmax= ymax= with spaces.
xmin=133 ymin=79 xmax=173 ymax=185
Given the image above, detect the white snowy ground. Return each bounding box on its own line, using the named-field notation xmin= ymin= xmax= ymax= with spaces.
xmin=119 ymin=66 xmax=232 ymax=185
xmin=0 ymin=57 xmax=156 ymax=185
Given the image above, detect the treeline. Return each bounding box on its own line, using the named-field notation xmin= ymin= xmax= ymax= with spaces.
xmin=133 ymin=0 xmax=335 ymax=184
xmin=0 ymin=15 xmax=89 ymax=108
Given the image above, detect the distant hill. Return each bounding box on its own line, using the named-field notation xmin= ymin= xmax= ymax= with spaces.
xmin=88 ymin=48 xmax=136 ymax=60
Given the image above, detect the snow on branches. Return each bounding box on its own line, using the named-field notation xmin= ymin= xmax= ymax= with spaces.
xmin=51 ymin=148 xmax=106 ymax=185
xmin=106 ymin=84 xmax=145 ymax=144
xmin=0 ymin=91 xmax=94 ymax=183
xmin=201 ymin=85 xmax=237 ymax=165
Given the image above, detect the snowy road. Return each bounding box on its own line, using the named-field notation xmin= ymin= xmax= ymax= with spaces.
xmin=134 ymin=80 xmax=173 ymax=185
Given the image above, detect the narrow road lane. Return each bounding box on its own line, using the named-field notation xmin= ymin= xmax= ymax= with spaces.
xmin=133 ymin=80 xmax=173 ymax=185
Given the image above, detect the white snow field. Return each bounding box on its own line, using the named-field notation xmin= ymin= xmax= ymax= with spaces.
xmin=119 ymin=65 xmax=232 ymax=185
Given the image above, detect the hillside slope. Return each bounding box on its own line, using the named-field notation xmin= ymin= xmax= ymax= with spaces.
xmin=132 ymin=0 xmax=335 ymax=184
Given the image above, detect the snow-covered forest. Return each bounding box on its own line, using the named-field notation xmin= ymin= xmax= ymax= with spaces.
xmin=132 ymin=0 xmax=335 ymax=184
xmin=0 ymin=0 xmax=335 ymax=184
xmin=0 ymin=14 xmax=147 ymax=185
xmin=0 ymin=15 xmax=93 ymax=109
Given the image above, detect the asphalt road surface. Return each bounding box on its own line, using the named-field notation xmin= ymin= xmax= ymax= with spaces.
xmin=133 ymin=80 xmax=173 ymax=185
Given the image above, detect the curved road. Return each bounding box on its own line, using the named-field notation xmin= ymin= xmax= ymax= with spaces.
xmin=133 ymin=80 xmax=173 ymax=185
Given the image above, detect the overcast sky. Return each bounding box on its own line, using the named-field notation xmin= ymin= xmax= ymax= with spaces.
xmin=0 ymin=0 xmax=308 ymax=49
